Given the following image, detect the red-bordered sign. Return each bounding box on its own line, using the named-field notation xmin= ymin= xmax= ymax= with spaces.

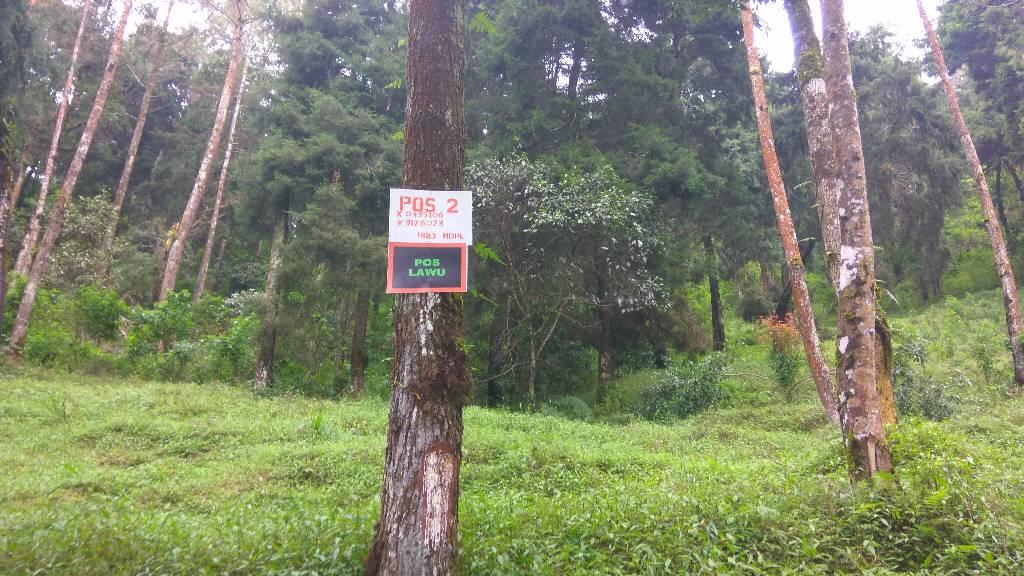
xmin=386 ymin=242 xmax=468 ymax=294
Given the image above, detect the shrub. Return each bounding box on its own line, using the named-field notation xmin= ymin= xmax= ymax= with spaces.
xmin=756 ymin=314 xmax=802 ymax=401
xmin=542 ymin=396 xmax=593 ymax=421
xmin=636 ymin=353 xmax=728 ymax=420
xmin=73 ymin=285 xmax=128 ymax=341
xmin=894 ymin=339 xmax=956 ymax=421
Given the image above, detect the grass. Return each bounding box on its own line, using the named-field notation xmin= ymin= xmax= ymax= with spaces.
xmin=2 ymin=290 xmax=1024 ymax=574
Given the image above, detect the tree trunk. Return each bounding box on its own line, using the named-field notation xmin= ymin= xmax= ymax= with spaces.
xmin=775 ymin=239 xmax=817 ymax=318
xmin=993 ymin=160 xmax=1010 ymax=235
xmin=1006 ymin=164 xmax=1024 ymax=216
xmin=211 ymin=228 xmax=228 ymax=292
xmin=364 ymin=1 xmax=470 ymax=573
xmin=158 ymin=0 xmax=245 ymax=301
xmin=8 ymin=0 xmax=132 ymax=355
xmin=821 ymin=0 xmax=892 ymax=479
xmin=596 ymin=271 xmax=614 ymax=403
xmin=349 ymin=287 xmax=371 ymax=396
xmin=8 ymin=150 xmax=30 ymax=213
xmin=485 ymin=313 xmax=504 ymax=407
xmin=14 ymin=0 xmax=92 ymax=275
xmin=0 ymin=142 xmax=12 ymax=335
xmin=253 ymin=214 xmax=286 ymax=391
xmin=742 ymin=4 xmax=840 ymax=426
xmin=195 ymin=60 xmax=247 ymax=302
xmin=785 ymin=0 xmax=842 ymax=286
xmin=918 ymin=1 xmax=1024 ymax=388
xmin=101 ymin=1 xmax=175 ymax=280
xmin=705 ymin=235 xmax=726 ymax=352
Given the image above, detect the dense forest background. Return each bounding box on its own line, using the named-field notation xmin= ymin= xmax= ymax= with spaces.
xmin=0 ymin=0 xmax=1022 ymax=412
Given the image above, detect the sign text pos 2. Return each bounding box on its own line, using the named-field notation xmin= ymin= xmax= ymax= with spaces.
xmin=387 ymin=189 xmax=473 ymax=294
xmin=389 ymin=188 xmax=472 ymax=245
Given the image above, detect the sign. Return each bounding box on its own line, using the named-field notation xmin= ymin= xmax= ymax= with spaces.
xmin=387 ymin=243 xmax=468 ymax=294
xmin=389 ymin=188 xmax=473 ymax=245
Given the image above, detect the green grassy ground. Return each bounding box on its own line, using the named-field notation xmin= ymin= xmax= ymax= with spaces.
xmin=1 ymin=365 xmax=1022 ymax=575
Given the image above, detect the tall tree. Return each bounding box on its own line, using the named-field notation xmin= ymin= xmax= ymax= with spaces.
xmin=100 ymin=0 xmax=175 ymax=280
xmin=364 ymin=0 xmax=471 ymax=573
xmin=9 ymin=0 xmax=134 ymax=354
xmin=13 ymin=0 xmax=92 ymax=275
xmin=253 ymin=210 xmax=286 ymax=390
xmin=195 ymin=59 xmax=247 ymax=302
xmin=157 ymin=0 xmax=246 ymax=301
xmin=741 ymin=2 xmax=838 ymax=425
xmin=918 ymin=0 xmax=1024 ymax=389
xmin=821 ymin=0 xmax=892 ymax=479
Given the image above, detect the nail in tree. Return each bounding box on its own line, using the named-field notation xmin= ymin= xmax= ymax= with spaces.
xmin=364 ymin=0 xmax=471 ymax=574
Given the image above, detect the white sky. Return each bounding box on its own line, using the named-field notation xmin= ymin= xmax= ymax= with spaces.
xmin=161 ymin=1 xmax=944 ymax=72
xmin=753 ymin=0 xmax=943 ymax=72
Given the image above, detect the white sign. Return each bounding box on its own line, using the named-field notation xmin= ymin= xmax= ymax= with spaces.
xmin=389 ymin=188 xmax=473 ymax=245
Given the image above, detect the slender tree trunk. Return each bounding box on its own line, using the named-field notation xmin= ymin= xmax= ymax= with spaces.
xmin=1006 ymin=164 xmax=1024 ymax=215
xmin=596 ymin=273 xmax=614 ymax=403
xmin=349 ymin=287 xmax=371 ymax=396
xmin=485 ymin=313 xmax=503 ymax=407
xmin=158 ymin=0 xmax=245 ymax=301
xmin=821 ymin=0 xmax=892 ymax=478
xmin=0 ymin=146 xmax=12 ymax=334
xmin=211 ymin=228 xmax=228 ymax=292
xmin=994 ymin=160 xmax=1010 ymax=235
xmin=775 ymin=239 xmax=817 ymax=318
xmin=195 ymin=61 xmax=247 ymax=302
xmin=8 ymin=0 xmax=132 ymax=355
xmin=8 ymin=150 xmax=29 ymax=213
xmin=364 ymin=1 xmax=470 ymax=573
xmin=101 ymin=1 xmax=175 ymax=280
xmin=742 ymin=3 xmax=840 ymax=426
xmin=705 ymin=235 xmax=726 ymax=352
xmin=253 ymin=214 xmax=286 ymax=391
xmin=527 ymin=348 xmax=538 ymax=411
xmin=918 ymin=1 xmax=1024 ymax=388
xmin=14 ymin=0 xmax=92 ymax=275
xmin=785 ymin=0 xmax=841 ymax=285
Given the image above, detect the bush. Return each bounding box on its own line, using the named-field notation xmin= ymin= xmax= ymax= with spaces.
xmin=542 ymin=396 xmax=593 ymax=421
xmin=73 ymin=285 xmax=128 ymax=341
xmin=894 ymin=339 xmax=956 ymax=421
xmin=636 ymin=353 xmax=728 ymax=420
xmin=755 ymin=314 xmax=802 ymax=401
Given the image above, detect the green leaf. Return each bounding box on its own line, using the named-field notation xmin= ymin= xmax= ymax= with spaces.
xmin=473 ymin=242 xmax=505 ymax=265
xmin=384 ymin=78 xmax=403 ymax=90
xmin=468 ymin=12 xmax=497 ymax=36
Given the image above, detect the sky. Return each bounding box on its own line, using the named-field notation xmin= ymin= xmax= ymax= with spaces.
xmin=753 ymin=0 xmax=942 ymax=72
xmin=164 ymin=0 xmax=945 ymax=72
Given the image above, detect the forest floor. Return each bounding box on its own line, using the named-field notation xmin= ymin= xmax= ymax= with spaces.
xmin=1 ymin=374 xmax=1022 ymax=574
xmin=2 ymin=293 xmax=1024 ymax=574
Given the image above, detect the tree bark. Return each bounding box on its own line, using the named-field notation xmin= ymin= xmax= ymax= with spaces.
xmin=775 ymin=239 xmax=816 ymax=318
xmin=918 ymin=0 xmax=1024 ymax=388
xmin=705 ymin=235 xmax=726 ymax=351
xmin=253 ymin=214 xmax=286 ymax=391
xmin=364 ymin=1 xmax=470 ymax=573
xmin=101 ymin=1 xmax=175 ymax=280
xmin=785 ymin=0 xmax=841 ymax=286
xmin=742 ymin=4 xmax=840 ymax=426
xmin=349 ymin=287 xmax=371 ymax=396
xmin=14 ymin=0 xmax=92 ymax=275
xmin=821 ymin=0 xmax=892 ymax=479
xmin=158 ymin=0 xmax=245 ymax=301
xmin=8 ymin=150 xmax=30 ymax=213
xmin=8 ymin=0 xmax=133 ymax=355
xmin=195 ymin=60 xmax=247 ymax=303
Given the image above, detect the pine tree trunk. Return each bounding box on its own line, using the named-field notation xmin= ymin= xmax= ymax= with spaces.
xmin=14 ymin=0 xmax=92 ymax=275
xmin=485 ymin=313 xmax=504 ymax=406
xmin=705 ymin=236 xmax=726 ymax=352
xmin=195 ymin=61 xmax=247 ymax=303
xmin=253 ymin=214 xmax=286 ymax=391
xmin=821 ymin=0 xmax=892 ymax=479
xmin=8 ymin=150 xmax=29 ymax=213
xmin=349 ymin=287 xmax=371 ymax=396
xmin=101 ymin=1 xmax=175 ymax=280
xmin=158 ymin=1 xmax=245 ymax=301
xmin=785 ymin=0 xmax=841 ymax=286
xmin=8 ymin=0 xmax=132 ymax=355
xmin=596 ymin=276 xmax=614 ymax=403
xmin=363 ymin=1 xmax=470 ymax=573
xmin=918 ymin=2 xmax=1024 ymax=388
xmin=742 ymin=3 xmax=840 ymax=426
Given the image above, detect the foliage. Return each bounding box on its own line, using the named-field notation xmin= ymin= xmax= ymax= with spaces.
xmin=636 ymin=353 xmax=729 ymax=420
xmin=756 ymin=314 xmax=802 ymax=401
